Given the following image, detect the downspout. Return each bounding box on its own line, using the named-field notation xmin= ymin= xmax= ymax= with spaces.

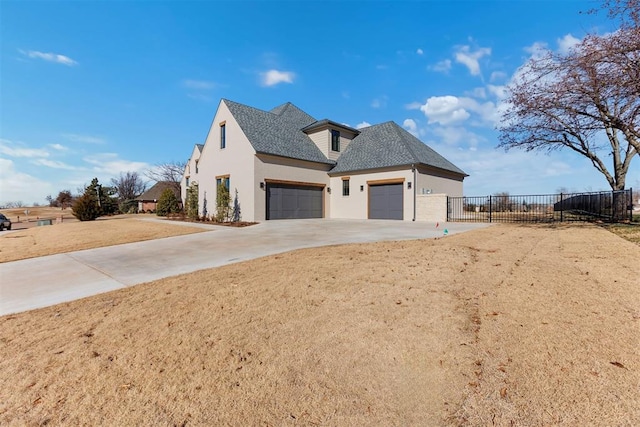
xmin=412 ymin=164 xmax=417 ymax=221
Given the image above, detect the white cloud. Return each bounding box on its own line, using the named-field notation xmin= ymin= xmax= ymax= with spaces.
xmin=487 ymin=84 xmax=508 ymax=101
xmin=416 ymin=48 xmax=424 ymax=55
xmin=405 ymin=101 xmax=422 ymax=110
xmin=490 ymin=71 xmax=507 ymax=82
xmin=0 ymin=139 xmax=50 ymax=158
xmin=557 ymin=34 xmax=581 ymax=54
xmin=430 ymin=126 xmax=484 ymax=149
xmin=19 ymin=49 xmax=77 ymax=66
xmin=468 ymin=87 xmax=487 ymax=99
xmin=62 ymin=133 xmax=105 ymax=144
xmin=524 ymin=42 xmax=548 ymax=59
xmin=454 ymin=45 xmax=491 ymax=76
xmin=356 ymin=121 xmax=371 ymax=129
xmin=430 ymin=59 xmax=452 ymax=73
xmin=31 ymin=159 xmax=80 ymax=170
xmin=418 ymin=95 xmax=499 ymax=126
xmin=0 ymin=158 xmax=54 ymax=206
xmin=402 ymin=119 xmax=419 ymax=137
xmin=83 ymin=153 xmax=149 ymax=174
xmin=371 ymin=96 xmax=388 ymax=109
xmin=260 ymin=69 xmax=295 ymax=86
xmin=420 ymin=96 xmax=471 ymax=125
xmin=49 ymin=143 xmax=68 ymax=151
xmin=182 ymin=79 xmax=217 ymax=90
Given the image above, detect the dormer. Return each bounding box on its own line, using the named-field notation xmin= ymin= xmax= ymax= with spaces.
xmin=301 ymin=119 xmax=360 ymax=161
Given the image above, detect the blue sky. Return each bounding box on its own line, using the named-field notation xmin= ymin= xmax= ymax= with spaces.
xmin=1 ymin=0 xmax=638 ymax=205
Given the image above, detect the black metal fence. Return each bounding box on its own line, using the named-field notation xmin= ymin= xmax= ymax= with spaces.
xmin=447 ymin=189 xmax=634 ymax=223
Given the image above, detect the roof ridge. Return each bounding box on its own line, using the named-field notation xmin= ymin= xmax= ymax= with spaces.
xmin=389 ymin=121 xmax=421 ymax=165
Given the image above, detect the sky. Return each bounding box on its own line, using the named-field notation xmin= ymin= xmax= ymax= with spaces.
xmin=1 ymin=0 xmax=638 ymax=206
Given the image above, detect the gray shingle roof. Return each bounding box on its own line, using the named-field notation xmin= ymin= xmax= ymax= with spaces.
xmin=270 ymin=102 xmax=316 ymax=129
xmin=330 ymin=121 xmax=467 ymax=176
xmin=223 ymin=99 xmax=334 ymax=165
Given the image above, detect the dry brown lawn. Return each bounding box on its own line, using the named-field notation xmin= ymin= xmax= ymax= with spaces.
xmin=0 ymin=206 xmax=77 ymax=223
xmin=0 ymin=216 xmax=206 ymax=263
xmin=0 ymin=224 xmax=638 ymax=426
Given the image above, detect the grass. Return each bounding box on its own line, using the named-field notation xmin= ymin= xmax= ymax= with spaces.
xmin=1 ymin=224 xmax=638 ymax=425
xmin=0 ymin=216 xmax=207 ymax=263
xmin=601 ymin=217 xmax=640 ymax=245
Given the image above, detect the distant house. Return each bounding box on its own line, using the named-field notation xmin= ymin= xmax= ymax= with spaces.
xmin=136 ymin=181 xmax=181 ymax=213
xmin=181 ymin=99 xmax=467 ymax=221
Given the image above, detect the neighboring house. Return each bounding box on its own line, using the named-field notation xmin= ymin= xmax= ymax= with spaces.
xmin=136 ymin=181 xmax=181 ymax=213
xmin=181 ymin=99 xmax=467 ymax=222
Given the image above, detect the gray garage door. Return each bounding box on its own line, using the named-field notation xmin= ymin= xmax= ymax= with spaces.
xmin=369 ymin=183 xmax=403 ymax=220
xmin=266 ymin=183 xmax=324 ymax=220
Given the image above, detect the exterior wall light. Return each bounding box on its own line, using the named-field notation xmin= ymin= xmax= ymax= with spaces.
xmin=327 ymin=187 xmax=331 ymax=193
xmin=259 ymin=182 xmax=265 ymax=190
xmin=407 ymin=182 xmax=412 ymax=189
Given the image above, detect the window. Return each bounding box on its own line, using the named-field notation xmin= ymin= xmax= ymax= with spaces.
xmin=331 ymin=130 xmax=340 ymax=152
xmin=216 ymin=176 xmax=230 ymax=190
xmin=342 ymin=178 xmax=350 ymax=196
xmin=195 ymin=160 xmax=199 ymax=174
xmin=186 ymin=177 xmax=190 ymax=187
xmin=220 ymin=123 xmax=226 ymax=149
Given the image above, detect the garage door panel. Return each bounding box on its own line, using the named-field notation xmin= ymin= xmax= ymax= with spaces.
xmin=369 ymin=183 xmax=403 ymax=220
xmin=267 ymin=184 xmax=323 ymax=220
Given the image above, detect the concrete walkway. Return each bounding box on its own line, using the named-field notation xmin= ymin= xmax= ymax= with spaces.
xmin=0 ymin=219 xmax=489 ymax=315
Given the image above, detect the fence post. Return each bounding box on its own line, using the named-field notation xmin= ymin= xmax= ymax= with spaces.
xmin=560 ymin=193 xmax=564 ymax=222
xmin=629 ymin=188 xmax=633 ymax=222
xmin=489 ymin=195 xmax=492 ymax=223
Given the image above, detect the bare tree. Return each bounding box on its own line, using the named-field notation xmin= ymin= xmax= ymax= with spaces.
xmin=498 ymin=2 xmax=639 ymax=191
xmin=111 ymin=172 xmax=147 ymax=202
xmin=55 ymin=190 xmax=74 ymax=209
xmin=144 ymin=161 xmax=186 ymax=194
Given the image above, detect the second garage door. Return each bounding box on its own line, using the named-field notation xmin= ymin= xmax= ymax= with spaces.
xmin=369 ymin=183 xmax=403 ymax=220
xmin=266 ymin=183 xmax=324 ymax=220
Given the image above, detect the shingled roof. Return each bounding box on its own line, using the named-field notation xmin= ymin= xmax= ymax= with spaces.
xmin=330 ymin=121 xmax=467 ymax=176
xmin=136 ymin=181 xmax=180 ymax=201
xmin=223 ymin=99 xmax=333 ymax=165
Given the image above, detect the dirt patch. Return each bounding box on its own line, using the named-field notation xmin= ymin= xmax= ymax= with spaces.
xmin=0 ymin=224 xmax=638 ymax=425
xmin=0 ymin=216 xmax=206 ymax=263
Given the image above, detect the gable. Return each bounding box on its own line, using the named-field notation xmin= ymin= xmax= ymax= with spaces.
xmin=223 ymin=99 xmax=334 ymax=165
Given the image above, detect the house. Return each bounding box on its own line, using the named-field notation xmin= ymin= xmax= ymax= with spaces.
xmin=181 ymin=99 xmax=467 ymax=222
xmin=136 ymin=181 xmax=182 ymax=213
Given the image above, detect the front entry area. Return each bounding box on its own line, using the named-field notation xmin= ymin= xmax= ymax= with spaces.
xmin=368 ymin=182 xmax=403 ymax=220
xmin=266 ymin=182 xmax=324 ymax=220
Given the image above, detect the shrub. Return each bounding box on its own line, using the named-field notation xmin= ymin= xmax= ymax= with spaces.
xmin=185 ymin=183 xmax=199 ymax=220
xmin=156 ymin=188 xmax=181 ymax=217
xmin=72 ymin=193 xmax=101 ymax=221
xmin=215 ymin=185 xmax=231 ymax=222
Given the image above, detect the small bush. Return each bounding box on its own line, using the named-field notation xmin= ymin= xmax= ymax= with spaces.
xmin=156 ymin=189 xmax=181 ymax=217
xmin=72 ymin=193 xmax=101 ymax=221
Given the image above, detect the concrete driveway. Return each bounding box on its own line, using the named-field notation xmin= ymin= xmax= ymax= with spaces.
xmin=0 ymin=219 xmax=489 ymax=315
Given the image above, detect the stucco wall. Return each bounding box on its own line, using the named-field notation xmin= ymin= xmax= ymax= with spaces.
xmin=416 ymin=166 xmax=464 ymax=197
xmin=329 ymin=168 xmax=414 ymax=220
xmin=194 ymin=100 xmax=257 ymax=221
xmin=181 ymin=145 xmax=202 ymax=205
xmin=254 ymin=154 xmax=332 ymax=221
xmin=415 ymin=194 xmax=448 ymax=222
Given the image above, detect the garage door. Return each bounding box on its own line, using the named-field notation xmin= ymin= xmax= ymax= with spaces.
xmin=266 ymin=183 xmax=324 ymax=220
xmin=369 ymin=183 xmax=403 ymax=220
